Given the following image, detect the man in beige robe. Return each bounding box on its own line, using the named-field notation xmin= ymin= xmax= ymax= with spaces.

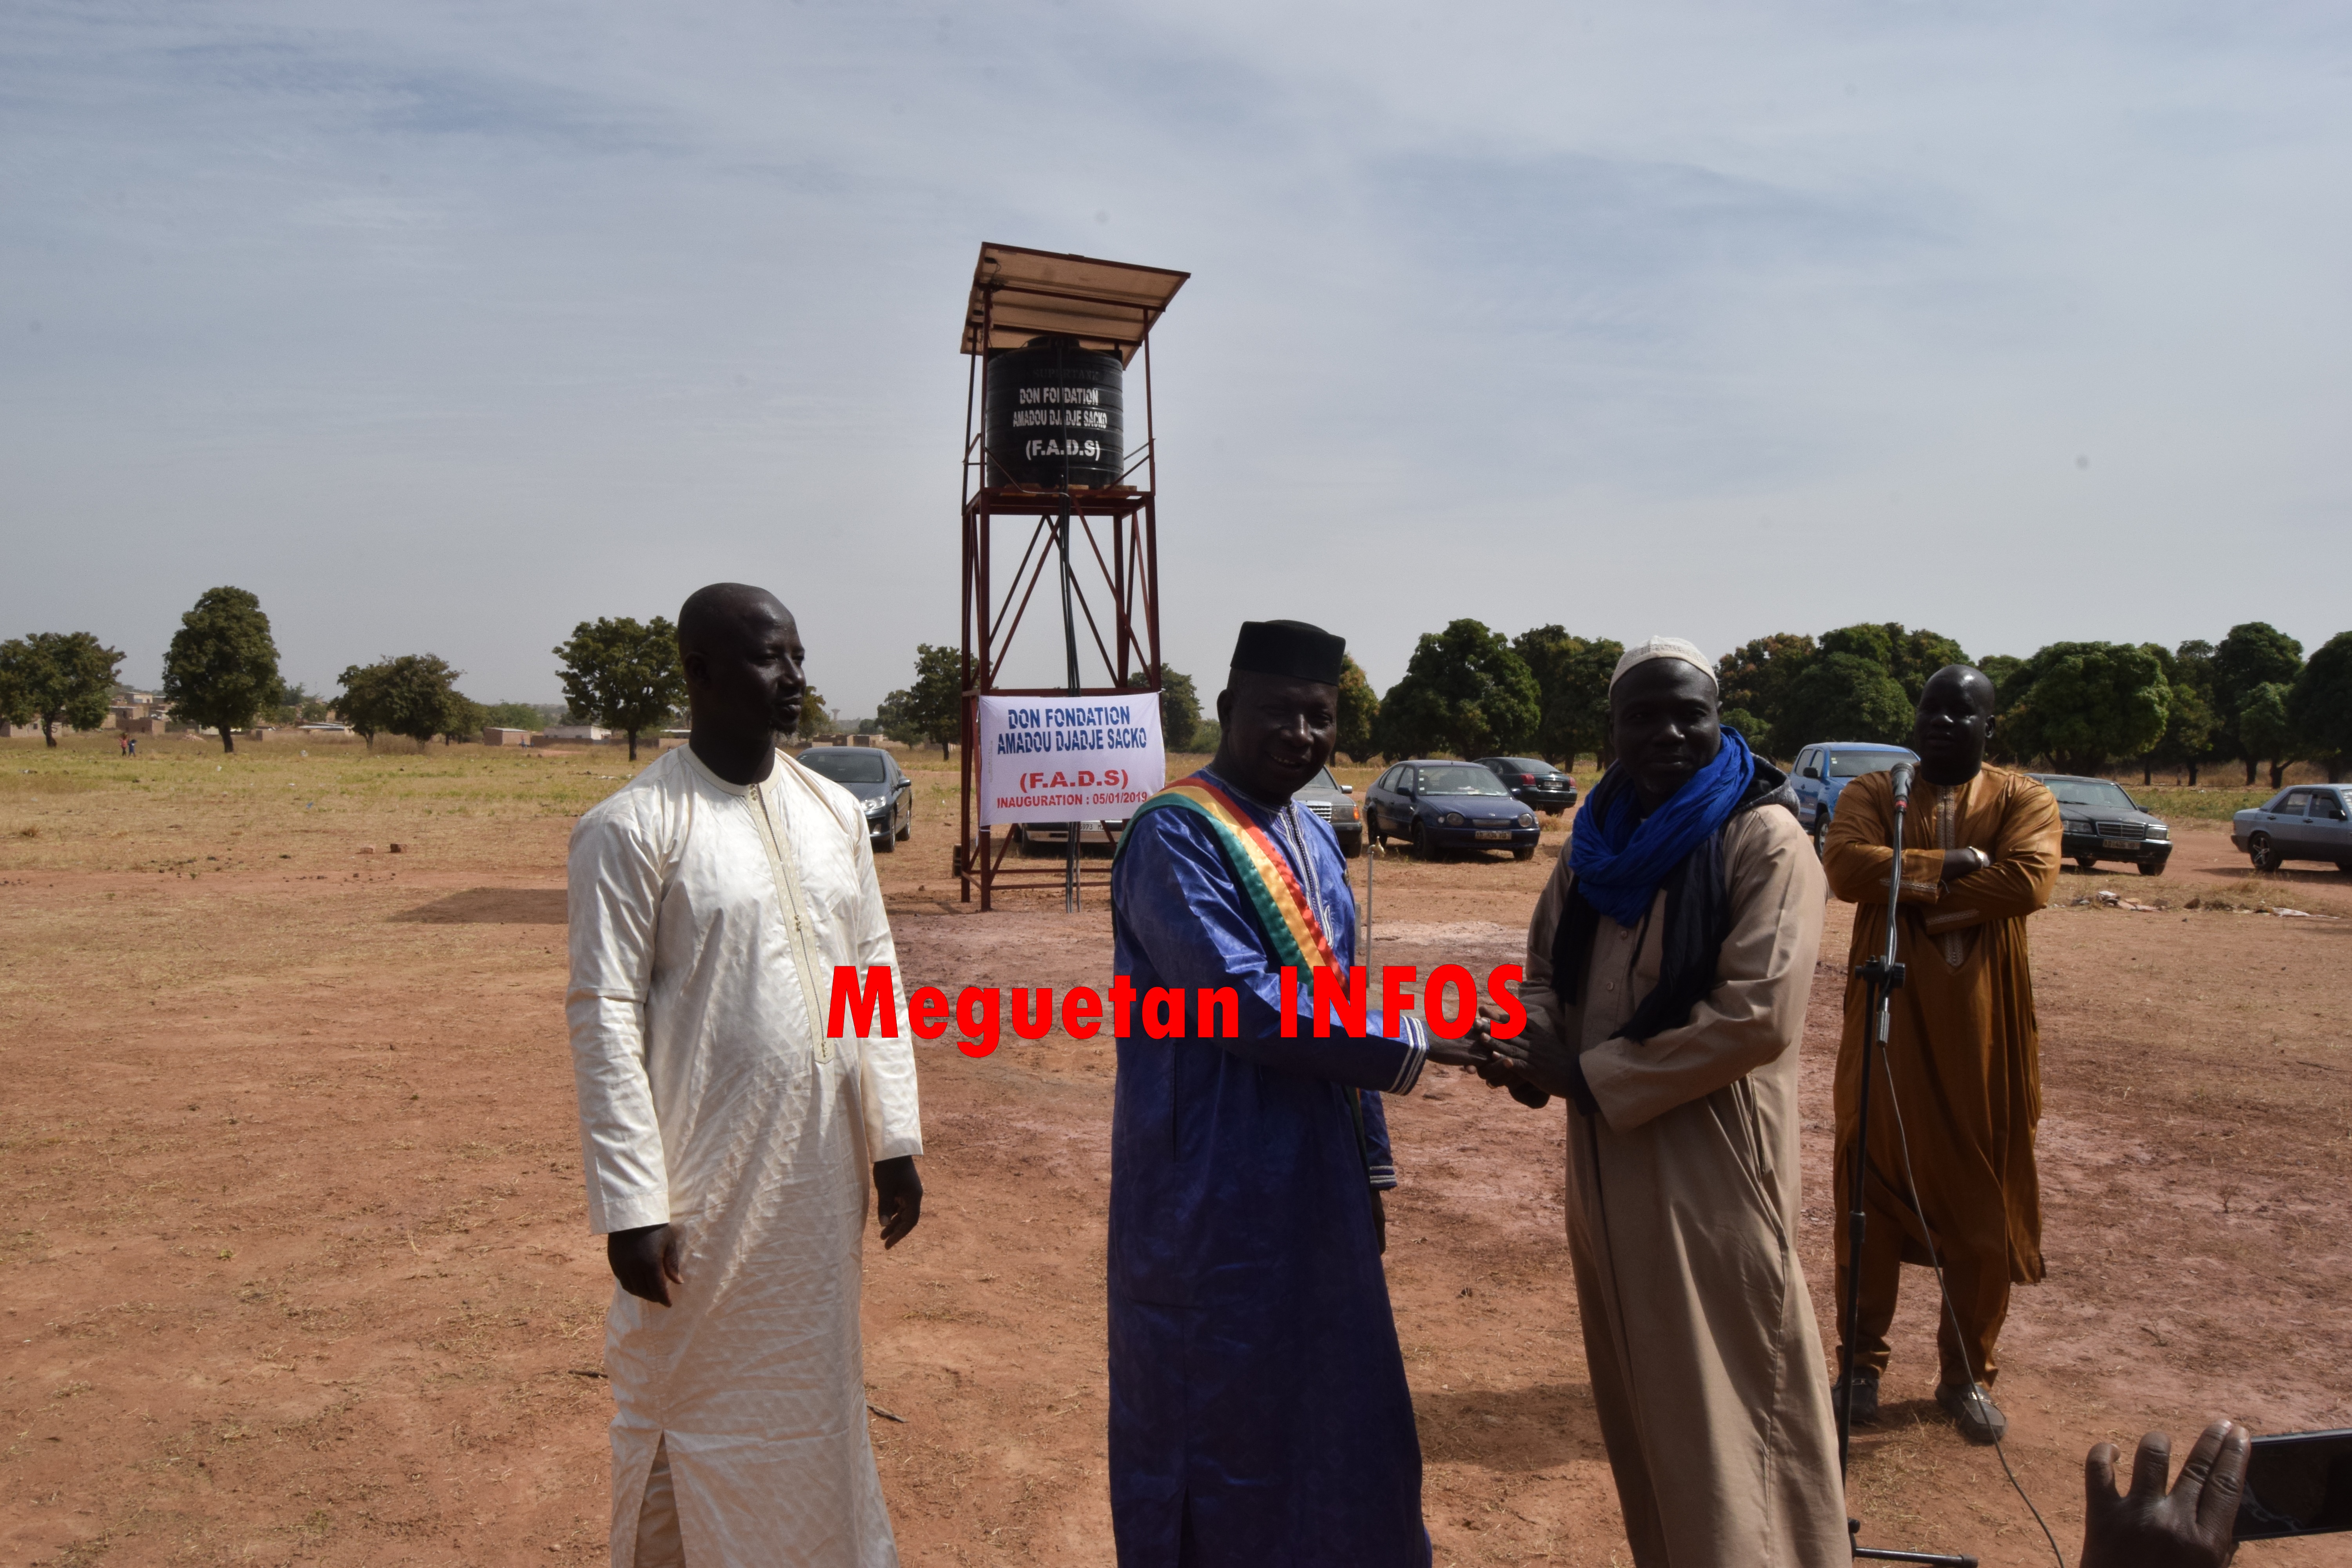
xmin=1488 ymin=638 xmax=1844 ymax=1568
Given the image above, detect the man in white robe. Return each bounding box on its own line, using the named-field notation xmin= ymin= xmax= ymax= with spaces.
xmin=567 ymin=583 xmax=925 ymax=1568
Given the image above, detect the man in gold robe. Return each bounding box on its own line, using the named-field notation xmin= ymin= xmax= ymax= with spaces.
xmin=1490 ymin=638 xmax=1846 ymax=1567
xmin=1823 ymin=664 xmax=2060 ymax=1445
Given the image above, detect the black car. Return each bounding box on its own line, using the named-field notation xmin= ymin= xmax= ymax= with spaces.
xmin=796 ymin=745 xmax=915 ymax=853
xmin=2026 ymin=773 xmax=2172 ymax=875
xmin=1365 ymin=759 xmax=1541 ymax=860
xmin=1474 ymin=755 xmax=1577 ymax=815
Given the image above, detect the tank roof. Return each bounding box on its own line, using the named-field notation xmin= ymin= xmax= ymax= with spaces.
xmin=961 ymin=243 xmax=1189 ymax=366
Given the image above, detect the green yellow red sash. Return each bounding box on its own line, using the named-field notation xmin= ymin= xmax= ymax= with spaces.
xmin=1118 ymin=773 xmax=1338 ymax=971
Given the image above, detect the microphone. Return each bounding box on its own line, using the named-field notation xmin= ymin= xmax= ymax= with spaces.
xmin=1888 ymin=761 xmax=1916 ymax=809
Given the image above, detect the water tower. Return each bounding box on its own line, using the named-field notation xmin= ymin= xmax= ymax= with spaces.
xmin=954 ymin=243 xmax=1189 ymax=908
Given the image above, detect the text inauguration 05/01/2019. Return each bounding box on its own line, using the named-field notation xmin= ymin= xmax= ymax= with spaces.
xmin=976 ymin=693 xmax=1163 ymax=824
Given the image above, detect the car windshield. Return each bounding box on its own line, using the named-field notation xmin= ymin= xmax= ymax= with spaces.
xmin=799 ymin=750 xmax=887 ymax=784
xmin=1303 ymin=767 xmax=1339 ymax=791
xmin=1416 ymin=765 xmax=1508 ymax=796
xmin=2040 ymin=778 xmax=2137 ymax=809
xmin=1827 ymin=752 xmax=1909 ymax=779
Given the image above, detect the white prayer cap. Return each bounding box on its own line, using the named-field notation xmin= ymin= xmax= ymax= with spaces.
xmin=1610 ymin=636 xmax=1718 ymax=691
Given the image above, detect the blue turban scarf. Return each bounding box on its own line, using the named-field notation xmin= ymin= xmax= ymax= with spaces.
xmin=1568 ymin=726 xmax=1758 ymax=926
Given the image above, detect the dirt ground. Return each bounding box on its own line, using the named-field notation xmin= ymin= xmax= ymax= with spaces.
xmin=3 ymin=735 xmax=2347 ymax=1566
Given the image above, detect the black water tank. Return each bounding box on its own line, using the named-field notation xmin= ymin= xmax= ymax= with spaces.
xmin=984 ymin=335 xmax=1125 ymax=489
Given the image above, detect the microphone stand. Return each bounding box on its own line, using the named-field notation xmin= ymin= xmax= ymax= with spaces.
xmin=1837 ymin=768 xmax=1976 ymax=1567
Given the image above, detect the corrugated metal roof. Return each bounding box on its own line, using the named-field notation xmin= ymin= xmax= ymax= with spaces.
xmin=960 ymin=243 xmax=1189 ymax=365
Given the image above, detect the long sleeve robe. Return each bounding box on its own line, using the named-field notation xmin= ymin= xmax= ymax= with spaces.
xmin=1822 ymin=765 xmax=2059 ymax=1387
xmin=1521 ymin=800 xmax=1846 ymax=1568
xmin=1108 ymin=780 xmax=1432 ymax=1568
xmin=567 ymin=745 xmax=924 ymax=1568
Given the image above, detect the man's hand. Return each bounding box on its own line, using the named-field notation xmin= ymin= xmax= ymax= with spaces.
xmin=1484 ymin=1020 xmax=1584 ymax=1103
xmin=874 ymin=1156 xmax=923 ymax=1249
xmin=1424 ymin=1027 xmax=1493 ymax=1070
xmin=1940 ymin=847 xmax=1987 ymax=883
xmin=2082 ymin=1419 xmax=2248 ymax=1568
xmin=608 ymin=1224 xmax=683 ymax=1307
xmin=1466 ymin=1013 xmax=1551 ymax=1107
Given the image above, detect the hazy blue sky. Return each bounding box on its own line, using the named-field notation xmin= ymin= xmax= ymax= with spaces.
xmin=5 ymin=3 xmax=2348 ymax=715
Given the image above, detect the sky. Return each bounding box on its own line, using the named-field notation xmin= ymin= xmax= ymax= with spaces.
xmin=5 ymin=2 xmax=2349 ymax=717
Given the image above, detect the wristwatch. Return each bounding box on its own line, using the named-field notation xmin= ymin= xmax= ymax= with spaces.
xmin=1962 ymin=846 xmax=1990 ymax=874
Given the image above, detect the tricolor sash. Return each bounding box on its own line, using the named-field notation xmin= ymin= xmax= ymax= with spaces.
xmin=1118 ymin=773 xmax=1338 ymax=972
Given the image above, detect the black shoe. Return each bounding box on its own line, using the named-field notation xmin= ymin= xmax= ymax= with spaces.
xmin=1831 ymin=1367 xmax=1880 ymax=1426
xmin=1936 ymin=1381 xmax=2007 ymax=1445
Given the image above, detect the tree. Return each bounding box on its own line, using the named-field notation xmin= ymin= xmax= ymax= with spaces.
xmin=161 ymin=587 xmax=282 ymax=755
xmin=2288 ymin=631 xmax=2352 ymax=783
xmin=337 ymin=655 xmax=471 ymax=751
xmin=1375 ymin=619 xmax=1541 ymax=760
xmin=2212 ymin=622 xmax=2304 ymax=785
xmin=439 ymin=694 xmax=488 ymax=746
xmin=1772 ymin=652 xmax=1913 ymax=753
xmin=2238 ymin=682 xmax=2298 ymax=788
xmin=2000 ymin=642 xmax=2170 ymax=775
xmin=1818 ymin=623 xmax=1969 ymax=703
xmin=480 ymin=701 xmax=545 ymax=732
xmin=0 ymin=632 xmax=123 ymax=747
xmin=554 ymin=616 xmax=687 ymax=762
xmin=1125 ymin=664 xmax=1202 ymax=752
xmin=1335 ymin=654 xmax=1380 ymax=763
xmin=1712 ymin=633 xmax=1816 ymax=757
xmin=1512 ymin=626 xmax=1622 ymax=767
xmin=877 ymin=644 xmax=963 ymax=759
xmin=795 ymin=688 xmax=832 ymax=740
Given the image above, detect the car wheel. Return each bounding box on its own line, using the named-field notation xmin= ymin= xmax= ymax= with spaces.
xmin=897 ymin=803 xmax=912 ymax=841
xmin=2248 ymin=833 xmax=2282 ymax=872
xmin=1341 ymin=829 xmax=1363 ymax=860
xmin=1512 ymin=846 xmax=1535 ymax=862
xmin=874 ymin=828 xmax=896 ymax=855
xmin=1410 ymin=820 xmax=1434 ymax=862
xmin=2338 ymin=860 xmax=2352 ymax=875
xmin=1811 ymin=811 xmax=1831 ymax=856
xmin=1366 ymin=811 xmax=1384 ymax=848
xmin=2138 ymin=858 xmax=2166 ymax=877
xmin=2074 ymin=855 xmax=2098 ymax=871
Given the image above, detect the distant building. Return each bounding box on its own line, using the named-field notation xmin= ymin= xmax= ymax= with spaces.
xmin=482 ymin=727 xmax=533 ymax=746
xmin=544 ymin=724 xmax=612 ymax=742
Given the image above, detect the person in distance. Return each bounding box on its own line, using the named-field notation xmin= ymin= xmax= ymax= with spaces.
xmin=1103 ymin=618 xmax=1490 ymax=1568
xmin=566 ymin=583 xmax=925 ymax=1568
xmin=1822 ymin=665 xmax=2061 ymax=1445
xmin=1483 ymin=637 xmax=1847 ymax=1567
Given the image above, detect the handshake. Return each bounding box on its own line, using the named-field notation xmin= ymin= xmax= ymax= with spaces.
xmin=1429 ymin=1011 xmax=1582 ymax=1113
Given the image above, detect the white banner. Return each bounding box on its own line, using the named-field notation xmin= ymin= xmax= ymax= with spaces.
xmin=976 ymin=693 xmax=1164 ymax=825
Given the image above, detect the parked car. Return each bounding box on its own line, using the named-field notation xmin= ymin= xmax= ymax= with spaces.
xmin=1365 ymin=760 xmax=1541 ymax=860
xmin=2028 ymin=774 xmax=2172 ymax=875
xmin=795 ymin=745 xmax=915 ymax=852
xmin=1292 ymin=765 xmax=1365 ymax=858
xmin=2230 ymin=784 xmax=2352 ymax=874
xmin=1788 ymin=741 xmax=1919 ymax=853
xmin=1474 ymin=755 xmax=1578 ymax=815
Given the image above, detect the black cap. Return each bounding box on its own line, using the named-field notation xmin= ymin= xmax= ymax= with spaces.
xmin=1231 ymin=619 xmax=1346 ymax=686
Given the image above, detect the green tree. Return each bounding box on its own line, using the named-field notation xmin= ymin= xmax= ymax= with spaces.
xmin=480 ymin=701 xmax=545 ymax=732
xmin=554 ymin=616 xmax=687 ymax=762
xmin=2238 ymin=682 xmax=2298 ymax=789
xmin=2212 ymin=622 xmax=2304 ymax=785
xmin=337 ymin=655 xmax=470 ymax=751
xmin=0 ymin=631 xmax=124 ymax=747
xmin=2000 ymin=642 xmax=2170 ymax=775
xmin=1772 ymin=652 xmax=1913 ymax=753
xmin=1335 ymin=654 xmax=1381 ymax=763
xmin=1712 ymin=633 xmax=1816 ymax=757
xmin=1817 ymin=622 xmax=1968 ymax=703
xmin=439 ymin=694 xmax=488 ymax=745
xmin=1125 ymin=664 xmax=1201 ymax=752
xmin=161 ymin=587 xmax=282 ymax=755
xmin=877 ymin=644 xmax=963 ymax=759
xmin=2288 ymin=631 xmax=2352 ymax=783
xmin=1375 ymin=619 xmax=1541 ymax=760
xmin=1512 ymin=626 xmax=1622 ymax=767
xmin=796 ymin=688 xmax=832 ymax=740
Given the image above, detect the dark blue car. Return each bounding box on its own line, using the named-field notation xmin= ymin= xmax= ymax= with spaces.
xmin=1365 ymin=759 xmax=1541 ymax=861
